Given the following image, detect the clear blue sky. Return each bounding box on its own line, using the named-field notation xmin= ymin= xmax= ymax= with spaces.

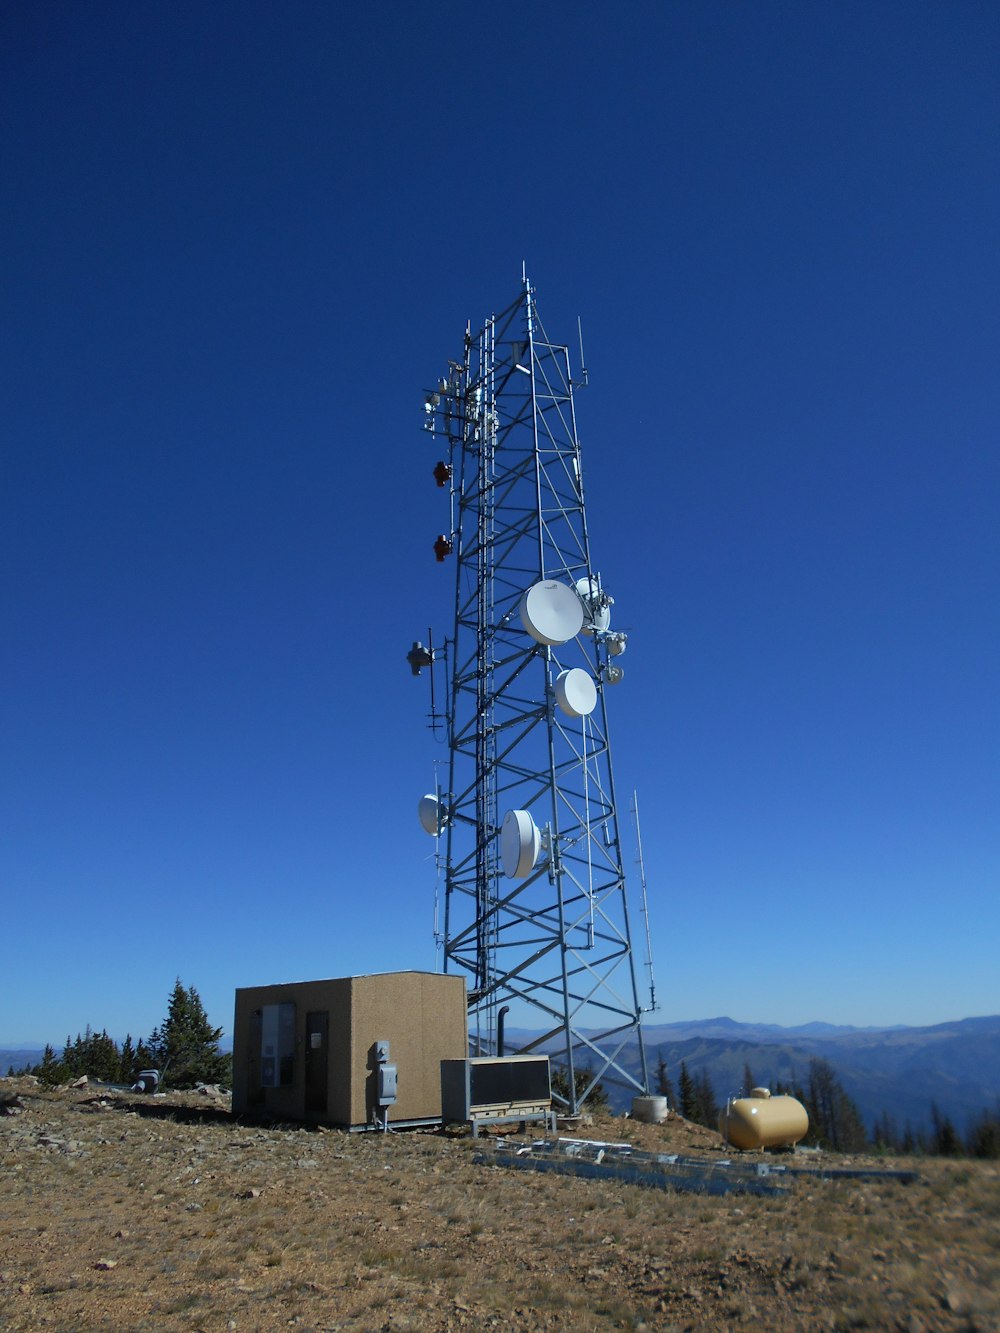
xmin=2 ymin=2 xmax=998 ymax=1045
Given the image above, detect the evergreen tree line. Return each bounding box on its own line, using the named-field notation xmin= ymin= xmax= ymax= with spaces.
xmin=654 ymin=1049 xmax=1000 ymax=1158
xmin=8 ymin=980 xmax=231 ymax=1092
xmin=871 ymin=1100 xmax=1000 ymax=1159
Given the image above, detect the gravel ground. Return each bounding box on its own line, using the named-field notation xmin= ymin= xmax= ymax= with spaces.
xmin=2 ymin=1077 xmax=998 ymax=1331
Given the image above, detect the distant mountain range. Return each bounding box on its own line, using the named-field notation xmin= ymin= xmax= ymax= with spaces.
xmin=1 ymin=1047 xmax=46 ymax=1074
xmin=619 ymin=1015 xmax=1000 ymax=1134
xmin=494 ymin=1015 xmax=1000 ymax=1133
xmin=6 ymin=1016 xmax=998 ymax=1136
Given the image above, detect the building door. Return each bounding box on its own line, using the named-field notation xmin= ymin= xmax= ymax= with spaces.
xmin=304 ymin=1011 xmax=329 ymax=1114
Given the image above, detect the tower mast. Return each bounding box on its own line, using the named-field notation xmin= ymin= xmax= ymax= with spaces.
xmin=414 ymin=275 xmax=649 ymax=1113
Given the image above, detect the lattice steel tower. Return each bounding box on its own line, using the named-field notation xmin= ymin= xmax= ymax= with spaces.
xmin=410 ymin=274 xmax=650 ymax=1113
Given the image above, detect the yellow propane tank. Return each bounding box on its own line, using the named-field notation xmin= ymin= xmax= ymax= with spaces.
xmin=718 ymin=1088 xmax=809 ymax=1150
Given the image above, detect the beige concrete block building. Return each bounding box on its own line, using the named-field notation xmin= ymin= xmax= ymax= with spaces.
xmin=232 ymin=971 xmax=467 ymax=1129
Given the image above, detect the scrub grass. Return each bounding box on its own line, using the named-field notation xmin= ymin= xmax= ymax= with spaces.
xmin=1 ymin=1078 xmax=998 ymax=1330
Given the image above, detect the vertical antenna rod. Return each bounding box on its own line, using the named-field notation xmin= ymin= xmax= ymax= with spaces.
xmin=631 ymin=790 xmax=658 ymax=1014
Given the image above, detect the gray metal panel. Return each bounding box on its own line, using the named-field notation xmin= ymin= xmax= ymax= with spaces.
xmin=440 ymin=1058 xmax=472 ymax=1122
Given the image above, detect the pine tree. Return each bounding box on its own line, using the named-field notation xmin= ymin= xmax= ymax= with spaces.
xmin=692 ymin=1069 xmax=719 ymax=1128
xmin=872 ymin=1110 xmax=898 ymax=1152
xmin=37 ymin=1044 xmax=63 ymax=1086
xmin=63 ymin=1031 xmax=91 ymax=1080
xmin=967 ymin=1102 xmax=1000 ymax=1159
xmin=119 ymin=1034 xmax=136 ymax=1084
xmin=804 ymin=1058 xmax=868 ymax=1152
xmin=742 ymin=1062 xmax=756 ymax=1095
xmin=42 ymin=1028 xmax=124 ymax=1083
xmin=655 ymin=1052 xmax=675 ymax=1106
xmin=90 ymin=1029 xmax=121 ymax=1082
xmin=134 ymin=1037 xmax=153 ymax=1078
xmin=930 ymin=1103 xmax=962 ymax=1157
xmin=677 ymin=1061 xmax=697 ymax=1120
xmin=146 ymin=980 xmax=228 ymax=1090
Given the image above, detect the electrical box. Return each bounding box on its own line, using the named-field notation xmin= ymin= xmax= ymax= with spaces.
xmin=377 ymin=1063 xmax=398 ymax=1105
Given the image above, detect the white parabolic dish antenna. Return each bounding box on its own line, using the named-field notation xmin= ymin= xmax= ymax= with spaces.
xmin=418 ymin=794 xmax=441 ymax=836
xmin=575 ymin=575 xmax=612 ymax=634
xmin=519 ymin=580 xmax=584 ymax=646
xmin=555 ymin=667 xmax=598 ymax=718
xmin=500 ymin=808 xmax=541 ymax=878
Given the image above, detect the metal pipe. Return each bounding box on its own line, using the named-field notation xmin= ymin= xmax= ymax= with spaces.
xmin=497 ymin=1005 xmax=510 ymax=1056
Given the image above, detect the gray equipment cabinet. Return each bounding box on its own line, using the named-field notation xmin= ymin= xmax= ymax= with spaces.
xmin=441 ymin=1055 xmax=556 ymax=1137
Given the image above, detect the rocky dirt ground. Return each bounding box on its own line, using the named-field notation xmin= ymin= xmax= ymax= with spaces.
xmin=1 ymin=1076 xmax=998 ymax=1331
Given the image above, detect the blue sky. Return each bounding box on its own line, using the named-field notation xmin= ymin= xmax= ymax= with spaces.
xmin=2 ymin=2 xmax=997 ymax=1045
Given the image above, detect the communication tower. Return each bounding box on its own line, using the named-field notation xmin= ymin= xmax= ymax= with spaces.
xmin=409 ymin=273 xmax=651 ymax=1114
